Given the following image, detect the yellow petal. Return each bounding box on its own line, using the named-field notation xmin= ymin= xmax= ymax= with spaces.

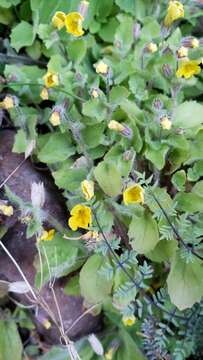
xmin=123 ymin=184 xmax=144 ymax=205
xmin=81 ymin=180 xmax=94 ymax=200
xmin=52 ymin=11 xmax=66 ymax=30
xmin=65 ymin=12 xmax=84 ymax=37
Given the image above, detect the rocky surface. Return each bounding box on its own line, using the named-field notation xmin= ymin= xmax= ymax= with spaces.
xmin=0 ymin=130 xmax=100 ymax=343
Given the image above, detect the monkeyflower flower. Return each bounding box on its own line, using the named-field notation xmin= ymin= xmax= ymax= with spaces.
xmin=65 ymin=12 xmax=84 ymax=37
xmin=123 ymin=184 xmax=144 ymax=205
xmin=176 ymin=60 xmax=201 ymax=79
xmin=68 ymin=204 xmax=92 ymax=231
xmin=38 ymin=229 xmax=55 ymax=242
xmin=164 ymin=1 xmax=184 ymax=27
xmin=43 ymin=71 xmax=59 ymax=88
xmin=122 ymin=315 xmax=136 ymax=326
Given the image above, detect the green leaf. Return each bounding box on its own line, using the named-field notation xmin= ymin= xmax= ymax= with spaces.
xmin=175 ymin=192 xmax=203 ymax=213
xmin=35 ymin=234 xmax=80 ymax=287
xmin=64 ymin=275 xmax=80 ymax=297
xmin=80 ymin=254 xmax=113 ymax=305
xmin=145 ymin=143 xmax=169 ymax=170
xmin=117 ymin=329 xmax=147 ymax=360
xmin=81 ymin=123 xmax=105 ymax=149
xmin=98 ymin=18 xmax=119 ymax=42
xmin=52 ymin=163 xmax=88 ymax=191
xmin=172 ymin=101 xmax=203 ymax=129
xmin=115 ymin=0 xmax=136 ymax=15
xmin=192 ymin=180 xmax=203 ymax=198
xmin=146 ymin=240 xmax=177 ymax=263
xmin=12 ymin=129 xmax=28 ymax=154
xmin=172 ymin=170 xmax=186 ymax=191
xmin=0 ymin=318 xmax=22 ymax=360
xmin=104 ymin=144 xmax=135 ymax=177
xmin=109 ymin=86 xmax=129 ymax=105
xmin=115 ymin=14 xmax=134 ymax=55
xmin=128 ymin=210 xmax=160 ymax=254
xmin=82 ymin=99 xmax=107 ymax=122
xmin=37 ymin=133 xmax=75 ymax=164
xmin=0 ymin=0 xmax=20 ymax=8
xmin=94 ymin=160 xmax=122 ymax=197
xmin=10 ymin=21 xmax=34 ymax=52
xmin=68 ymin=39 xmax=87 ymax=64
xmin=120 ymin=99 xmax=143 ymax=124
xmin=167 ymin=251 xmax=203 ymax=310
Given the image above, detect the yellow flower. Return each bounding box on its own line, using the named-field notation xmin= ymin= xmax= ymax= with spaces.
xmin=68 ymin=204 xmax=92 ymax=231
xmin=147 ymin=42 xmax=158 ymax=53
xmin=1 ymin=95 xmax=15 ymax=109
xmin=52 ymin=11 xmax=66 ymax=30
xmin=39 ymin=229 xmax=55 ymax=242
xmin=49 ymin=111 xmax=61 ymax=126
xmin=108 ymin=120 xmax=125 ymax=133
xmin=122 ymin=315 xmax=136 ymax=327
xmin=123 ymin=184 xmax=144 ymax=205
xmin=40 ymin=87 xmax=49 ymax=100
xmin=0 ymin=204 xmax=13 ymax=216
xmin=164 ymin=1 xmax=184 ymax=27
xmin=95 ymin=61 xmax=108 ymax=74
xmin=65 ymin=12 xmax=84 ymax=37
xmin=160 ymin=116 xmax=172 ymax=130
xmin=43 ymin=71 xmax=59 ymax=88
xmin=177 ymin=46 xmax=188 ymax=58
xmin=176 ymin=60 xmax=201 ymax=79
xmin=105 ymin=348 xmax=114 ymax=360
xmin=81 ymin=180 xmax=94 ymax=200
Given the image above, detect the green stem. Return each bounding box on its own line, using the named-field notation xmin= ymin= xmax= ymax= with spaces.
xmin=5 ymin=82 xmax=86 ymax=102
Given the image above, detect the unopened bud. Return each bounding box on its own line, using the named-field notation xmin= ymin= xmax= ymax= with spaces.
xmin=162 ymin=64 xmax=172 ymax=78
xmin=49 ymin=111 xmax=61 ymax=126
xmin=133 ymin=23 xmax=141 ymax=40
xmin=0 ymin=95 xmax=18 ymax=109
xmin=40 ymin=87 xmax=49 ymax=100
xmin=146 ymin=42 xmax=158 ymax=53
xmin=181 ymin=36 xmax=200 ymax=49
xmin=78 ymin=0 xmax=89 ymax=17
xmin=95 ymin=61 xmax=109 ymax=75
xmin=91 ymin=88 xmax=99 ymax=98
xmin=176 ymin=46 xmax=188 ymax=59
xmin=160 ymin=116 xmax=172 ymax=130
xmin=153 ymin=98 xmax=163 ymax=111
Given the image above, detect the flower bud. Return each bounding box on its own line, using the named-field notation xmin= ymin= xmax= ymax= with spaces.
xmin=108 ymin=120 xmax=132 ymax=139
xmin=176 ymin=46 xmax=188 ymax=59
xmin=49 ymin=110 xmax=61 ymax=126
xmin=160 ymin=116 xmax=172 ymax=130
xmin=78 ymin=0 xmax=89 ymax=17
xmin=146 ymin=42 xmax=158 ymax=53
xmin=40 ymin=87 xmax=49 ymax=100
xmin=153 ymin=98 xmax=163 ymax=111
xmin=133 ymin=23 xmax=141 ymax=40
xmin=1 ymin=95 xmax=18 ymax=109
xmin=162 ymin=64 xmax=172 ymax=78
xmin=91 ymin=88 xmax=99 ymax=98
xmin=181 ymin=36 xmax=200 ymax=49
xmin=95 ymin=61 xmax=109 ymax=74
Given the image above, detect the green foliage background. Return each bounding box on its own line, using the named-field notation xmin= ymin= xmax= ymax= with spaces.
xmin=0 ymin=0 xmax=203 ymax=359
